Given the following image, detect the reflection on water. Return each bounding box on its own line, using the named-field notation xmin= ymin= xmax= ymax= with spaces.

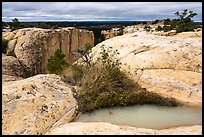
xmin=75 ymin=105 xmax=202 ymax=129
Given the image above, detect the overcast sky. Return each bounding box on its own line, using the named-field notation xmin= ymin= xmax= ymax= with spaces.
xmin=2 ymin=2 xmax=202 ymax=22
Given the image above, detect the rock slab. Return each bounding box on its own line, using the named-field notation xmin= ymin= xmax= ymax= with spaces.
xmin=2 ymin=74 xmax=78 ymax=135
xmin=45 ymin=122 xmax=202 ymax=135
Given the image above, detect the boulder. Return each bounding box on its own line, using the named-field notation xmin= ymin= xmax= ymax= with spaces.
xmin=91 ymin=31 xmax=202 ymax=108
xmin=2 ymin=74 xmax=78 ymax=135
xmin=45 ymin=122 xmax=202 ymax=135
xmin=2 ymin=54 xmax=26 ymax=82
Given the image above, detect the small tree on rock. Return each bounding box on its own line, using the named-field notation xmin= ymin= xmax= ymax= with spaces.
xmin=47 ymin=49 xmax=69 ymax=75
xmin=10 ymin=18 xmax=20 ymax=30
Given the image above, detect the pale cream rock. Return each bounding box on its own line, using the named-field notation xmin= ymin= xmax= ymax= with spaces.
xmin=156 ymin=125 xmax=202 ymax=135
xmin=150 ymin=30 xmax=177 ymax=36
xmin=2 ymin=31 xmax=16 ymax=41
xmin=45 ymin=122 xmax=155 ymax=135
xmin=6 ymin=39 xmax=17 ymax=56
xmin=2 ymin=74 xmax=78 ymax=135
xmin=174 ymin=31 xmax=202 ymax=38
xmin=45 ymin=122 xmax=202 ymax=135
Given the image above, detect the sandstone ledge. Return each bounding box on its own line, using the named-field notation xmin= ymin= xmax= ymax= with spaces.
xmin=45 ymin=122 xmax=202 ymax=135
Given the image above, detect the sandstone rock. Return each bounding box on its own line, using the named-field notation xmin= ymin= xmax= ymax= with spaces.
xmin=2 ymin=54 xmax=26 ymax=80
xmin=6 ymin=39 xmax=17 ymax=56
xmin=2 ymin=74 xmax=78 ymax=135
xmin=156 ymin=125 xmax=202 ymax=135
xmin=45 ymin=122 xmax=155 ymax=135
xmin=3 ymin=28 xmax=94 ymax=77
xmin=167 ymin=30 xmax=177 ymax=36
xmin=101 ymin=28 xmax=123 ymax=40
xmin=91 ymin=31 xmax=202 ymax=108
xmin=2 ymin=31 xmax=16 ymax=41
xmin=45 ymin=122 xmax=202 ymax=135
xmin=151 ymin=30 xmax=177 ymax=36
xmin=2 ymin=74 xmax=24 ymax=83
xmin=175 ymin=31 xmax=202 ymax=38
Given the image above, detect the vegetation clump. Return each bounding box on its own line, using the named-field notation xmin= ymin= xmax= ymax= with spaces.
xmin=47 ymin=49 xmax=69 ymax=75
xmin=48 ymin=44 xmax=178 ymax=113
xmin=152 ymin=19 xmax=159 ymax=24
xmin=156 ymin=9 xmax=200 ymax=33
xmin=63 ymin=44 xmax=178 ymax=113
xmin=9 ymin=18 xmax=20 ymax=31
xmin=155 ymin=25 xmax=163 ymax=31
xmin=144 ymin=25 xmax=152 ymax=32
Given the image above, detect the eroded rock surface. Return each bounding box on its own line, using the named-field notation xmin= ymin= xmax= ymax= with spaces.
xmin=91 ymin=31 xmax=202 ymax=108
xmin=2 ymin=74 xmax=78 ymax=135
xmin=45 ymin=122 xmax=202 ymax=135
xmin=2 ymin=28 xmax=94 ymax=77
xmin=2 ymin=53 xmax=26 ymax=83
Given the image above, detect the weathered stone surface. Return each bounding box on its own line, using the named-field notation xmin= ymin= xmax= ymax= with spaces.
xmin=2 ymin=74 xmax=24 ymax=83
xmin=2 ymin=31 xmax=16 ymax=41
xmin=2 ymin=74 xmax=78 ymax=135
xmin=175 ymin=31 xmax=202 ymax=38
xmin=151 ymin=30 xmax=177 ymax=36
xmin=6 ymin=39 xmax=17 ymax=56
xmin=3 ymin=28 xmax=94 ymax=77
xmin=45 ymin=122 xmax=202 ymax=135
xmin=155 ymin=125 xmax=202 ymax=135
xmin=2 ymin=54 xmax=26 ymax=82
xmin=45 ymin=122 xmax=155 ymax=135
xmin=91 ymin=31 xmax=202 ymax=108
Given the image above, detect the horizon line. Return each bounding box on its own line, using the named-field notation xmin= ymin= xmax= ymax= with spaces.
xmin=2 ymin=20 xmax=202 ymax=22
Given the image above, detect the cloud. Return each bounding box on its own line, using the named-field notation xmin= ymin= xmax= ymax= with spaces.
xmin=2 ymin=2 xmax=202 ymax=22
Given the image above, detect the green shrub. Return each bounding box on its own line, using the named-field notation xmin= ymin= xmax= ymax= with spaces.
xmin=68 ymin=44 xmax=178 ymax=113
xmin=162 ymin=25 xmax=172 ymax=32
xmin=158 ymin=9 xmax=198 ymax=33
xmin=144 ymin=25 xmax=151 ymax=32
xmin=9 ymin=18 xmax=20 ymax=31
xmin=152 ymin=19 xmax=159 ymax=24
xmin=156 ymin=26 xmax=163 ymax=31
xmin=164 ymin=18 xmax=171 ymax=25
xmin=47 ymin=49 xmax=69 ymax=75
xmin=2 ymin=39 xmax=8 ymax=54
